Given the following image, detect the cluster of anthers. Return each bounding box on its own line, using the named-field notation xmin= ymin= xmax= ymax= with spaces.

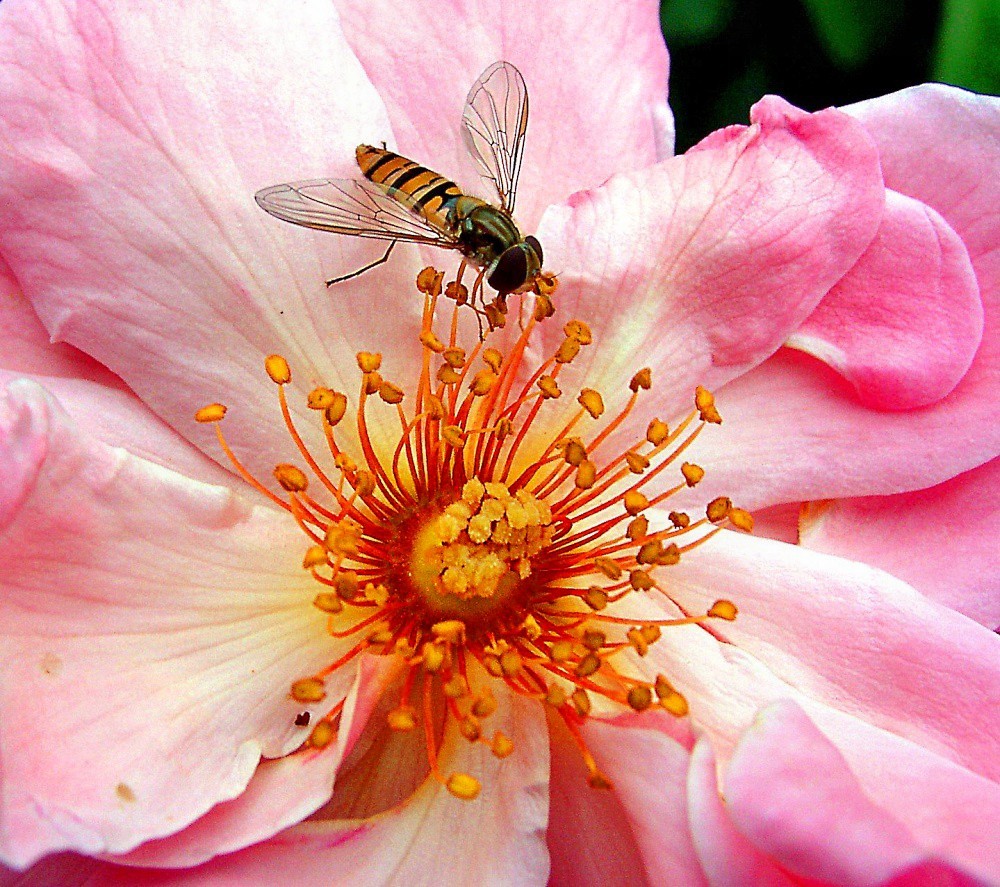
xmin=196 ymin=268 xmax=751 ymax=801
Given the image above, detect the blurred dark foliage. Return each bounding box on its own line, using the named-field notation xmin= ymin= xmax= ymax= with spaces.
xmin=662 ymin=0 xmax=1000 ymax=151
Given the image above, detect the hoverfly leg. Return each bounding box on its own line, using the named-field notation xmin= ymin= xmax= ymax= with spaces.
xmin=326 ymin=240 xmax=398 ymax=287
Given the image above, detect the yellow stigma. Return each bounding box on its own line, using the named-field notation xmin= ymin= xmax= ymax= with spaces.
xmin=204 ymin=266 xmax=753 ymax=801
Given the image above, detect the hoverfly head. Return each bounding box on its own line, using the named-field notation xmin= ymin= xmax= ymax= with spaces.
xmin=488 ymin=237 xmax=544 ymax=294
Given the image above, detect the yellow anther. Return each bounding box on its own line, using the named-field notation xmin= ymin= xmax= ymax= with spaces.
xmin=629 ymin=368 xmax=652 ymax=392
xmin=378 ymin=381 xmax=404 ymax=404
xmin=443 ymin=347 xmax=466 ymax=369
xmin=491 ymin=732 xmax=515 ymax=758
xmin=575 ymin=653 xmax=601 ymax=677
xmin=356 ymin=351 xmax=382 ymax=373
xmin=445 ymin=281 xmax=469 ymax=304
xmin=661 ymin=690 xmax=689 ymax=717
xmin=460 ymin=716 xmax=481 ymax=742
xmin=325 ymin=521 xmax=361 ymax=556
xmin=422 ymin=642 xmax=445 ymax=672
xmin=654 ymin=675 xmax=674 ymax=700
xmin=637 ymin=540 xmax=662 ymax=565
xmin=335 ymin=571 xmax=360 ymax=601
xmin=583 ymin=586 xmax=608 ymax=610
xmin=563 ymin=439 xmax=587 ymax=466
xmin=363 ymin=582 xmax=389 ymax=605
xmin=646 ymin=418 xmax=669 ymax=445
xmin=533 ymin=292 xmax=556 ymax=320
xmin=627 ymin=628 xmax=649 ymax=656
xmin=729 ymin=507 xmax=754 ymax=532
xmin=629 ymin=569 xmax=654 ymax=590
xmin=593 ymin=556 xmax=623 ymax=580
xmin=416 ymin=266 xmax=443 ymax=296
xmin=334 ymin=452 xmax=358 ymax=474
xmin=274 ymin=463 xmax=308 ymax=493
xmin=484 ymin=301 xmax=507 ymax=330
xmin=394 ymin=638 xmax=415 ymax=659
xmin=657 ymin=543 xmax=681 ymax=566
xmin=354 ymin=470 xmax=376 ymax=497
xmin=641 ymin=624 xmax=662 ymax=644
xmin=425 ymin=394 xmax=446 ymax=420
xmin=575 ymin=459 xmax=597 ymax=489
xmin=483 ymin=348 xmax=503 ymax=373
xmin=431 ymin=620 xmax=466 ymax=644
xmin=669 ymin=511 xmax=691 ymax=529
xmin=308 ymin=720 xmax=336 ymax=749
xmin=545 ymin=684 xmax=568 ymax=707
xmin=307 ymin=387 xmax=336 ymax=410
xmin=538 ymin=375 xmax=561 ymax=399
xmin=443 ymin=673 xmax=468 ymax=699
xmin=571 ymin=688 xmax=592 ymax=717
xmin=265 ymin=354 xmax=291 ymax=384
xmin=582 ymin=630 xmax=606 ymax=651
xmin=442 ymin=425 xmax=466 ymax=448
xmin=364 ymin=371 xmax=382 ymax=395
xmin=462 ymin=478 xmax=486 ymax=507
xmin=470 ymin=369 xmax=497 ymax=396
xmin=550 ymin=639 xmax=574 ymax=662
xmin=500 ymin=649 xmax=523 ymax=677
xmin=707 ymin=496 xmax=732 ymax=523
xmin=368 ymin=625 xmax=394 ymax=645
xmin=290 ymin=678 xmax=326 ymax=703
xmin=709 ymin=599 xmax=738 ymax=621
xmin=627 ymin=685 xmax=653 ymax=711
xmin=577 ymin=388 xmax=604 ymax=419
xmin=563 ymin=319 xmax=592 ymax=345
xmin=325 ymin=392 xmax=348 ymax=426
xmin=623 ymin=490 xmax=649 ymax=515
xmin=695 ymin=386 xmax=722 ymax=424
xmin=626 ymin=515 xmax=649 ymax=541
xmin=482 ymin=654 xmax=504 ymax=676
xmin=625 ymin=451 xmax=650 ymax=474
xmin=437 ymin=364 xmax=462 ymax=385
xmin=522 ymin=613 xmax=542 ymax=640
xmin=472 ymin=692 xmax=497 ymax=718
xmin=681 ymin=462 xmax=705 ymax=487
xmin=555 ymin=337 xmax=581 ymax=364
xmin=446 ymin=772 xmax=481 ymax=800
xmin=419 ymin=329 xmax=447 ymax=353
xmin=195 ymin=403 xmax=227 ymax=423
xmin=388 ymin=705 xmax=417 ymax=731
xmin=312 ymin=592 xmax=344 ymax=614
xmin=303 ymin=545 xmax=328 ymax=569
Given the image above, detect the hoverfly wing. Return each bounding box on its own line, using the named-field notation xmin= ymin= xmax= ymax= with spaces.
xmin=254 ymin=177 xmax=462 ymax=248
xmin=461 ymin=61 xmax=529 ymax=214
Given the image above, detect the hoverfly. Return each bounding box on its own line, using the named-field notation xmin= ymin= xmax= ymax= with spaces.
xmin=255 ymin=62 xmax=546 ymax=317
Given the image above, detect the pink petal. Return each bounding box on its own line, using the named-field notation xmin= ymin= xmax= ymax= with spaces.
xmin=333 ymin=0 xmax=673 ymax=231
xmin=655 ymin=529 xmax=1000 ymax=783
xmin=0 ymin=383 xmax=362 ymax=866
xmin=686 ymin=85 xmax=1000 ymax=511
xmin=0 ymin=0 xmax=424 ymax=482
xmin=801 ymin=458 xmax=1000 ymax=629
xmin=686 ymin=739 xmax=798 ymax=887
xmin=724 ymin=701 xmax=998 ymax=886
xmin=787 ymin=189 xmax=982 ymax=410
xmin=535 ymin=95 xmax=883 ymax=424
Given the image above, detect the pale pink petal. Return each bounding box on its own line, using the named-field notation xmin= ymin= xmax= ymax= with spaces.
xmin=111 ymin=656 xmax=400 ymax=868
xmin=0 ymin=383 xmax=362 ymax=866
xmin=652 ymin=529 xmax=1000 ymax=782
xmin=535 ymin=95 xmax=883 ymax=426
xmin=0 ymin=254 xmax=115 ymax=384
xmin=0 ymin=0 xmax=425 ymax=482
xmin=724 ymin=701 xmax=998 ymax=886
xmin=581 ymin=714 xmax=709 ymax=886
xmin=801 ymin=458 xmax=1000 ymax=629
xmin=787 ymin=189 xmax=982 ymax=410
xmin=333 ymin=0 xmax=673 ymax=231
xmin=55 ymin=691 xmax=549 ymax=886
xmin=686 ymin=739 xmax=797 ymax=887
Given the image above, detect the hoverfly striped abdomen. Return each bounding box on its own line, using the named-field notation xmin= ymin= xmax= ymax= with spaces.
xmin=356 ymin=145 xmax=463 ymax=229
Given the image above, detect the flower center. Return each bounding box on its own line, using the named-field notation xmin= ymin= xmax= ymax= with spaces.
xmin=196 ymin=267 xmax=751 ymax=800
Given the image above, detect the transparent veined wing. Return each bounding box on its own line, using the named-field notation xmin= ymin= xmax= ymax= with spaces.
xmin=254 ymin=178 xmax=462 ymax=248
xmin=462 ymin=61 xmax=529 ymax=214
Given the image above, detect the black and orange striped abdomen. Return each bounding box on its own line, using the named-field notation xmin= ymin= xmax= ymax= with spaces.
xmin=356 ymin=145 xmax=463 ymax=230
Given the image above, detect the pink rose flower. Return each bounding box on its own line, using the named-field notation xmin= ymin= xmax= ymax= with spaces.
xmin=1 ymin=1 xmax=996 ymax=885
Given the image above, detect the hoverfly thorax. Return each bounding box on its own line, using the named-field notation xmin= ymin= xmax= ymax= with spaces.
xmin=255 ymin=61 xmax=548 ymax=317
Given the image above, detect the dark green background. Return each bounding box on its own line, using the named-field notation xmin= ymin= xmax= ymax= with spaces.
xmin=662 ymin=0 xmax=1000 ymax=150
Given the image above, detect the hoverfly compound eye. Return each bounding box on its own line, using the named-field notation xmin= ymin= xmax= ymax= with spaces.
xmin=525 ymin=235 xmax=543 ymax=266
xmin=488 ymin=245 xmax=529 ymax=294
